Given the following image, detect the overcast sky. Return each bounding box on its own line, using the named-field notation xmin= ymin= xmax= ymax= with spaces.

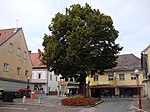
xmin=0 ymin=0 xmax=150 ymax=58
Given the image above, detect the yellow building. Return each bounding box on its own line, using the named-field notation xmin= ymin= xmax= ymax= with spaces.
xmin=87 ymin=54 xmax=144 ymax=97
xmin=141 ymin=44 xmax=150 ymax=100
xmin=0 ymin=28 xmax=33 ymax=92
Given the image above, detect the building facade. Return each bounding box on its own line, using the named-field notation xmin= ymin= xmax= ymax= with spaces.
xmin=30 ymin=49 xmax=62 ymax=95
xmin=0 ymin=28 xmax=33 ymax=92
xmin=141 ymin=44 xmax=150 ymax=100
xmin=87 ymin=54 xmax=144 ymax=97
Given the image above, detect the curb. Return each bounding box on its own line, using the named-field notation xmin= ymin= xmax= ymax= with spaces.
xmin=0 ymin=102 xmax=53 ymax=107
xmin=59 ymin=100 xmax=104 ymax=108
xmin=95 ymin=100 xmax=104 ymax=106
xmin=131 ymin=106 xmax=148 ymax=112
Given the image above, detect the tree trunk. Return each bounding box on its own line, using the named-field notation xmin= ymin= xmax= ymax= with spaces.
xmin=79 ymin=73 xmax=87 ymax=95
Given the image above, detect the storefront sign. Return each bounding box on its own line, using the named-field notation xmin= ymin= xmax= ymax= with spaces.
xmin=97 ymin=82 xmax=110 ymax=85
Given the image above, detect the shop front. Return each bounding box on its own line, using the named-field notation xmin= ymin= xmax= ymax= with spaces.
xmin=58 ymin=81 xmax=79 ymax=96
xmin=90 ymin=81 xmax=116 ymax=98
xmin=117 ymin=85 xmax=144 ymax=97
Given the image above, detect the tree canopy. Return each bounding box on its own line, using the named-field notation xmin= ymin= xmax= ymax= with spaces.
xmin=42 ymin=3 xmax=122 ymax=94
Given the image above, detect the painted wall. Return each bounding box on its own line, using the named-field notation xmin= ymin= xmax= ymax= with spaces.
xmin=31 ymin=68 xmax=62 ymax=93
xmin=0 ymin=29 xmax=32 ymax=81
xmin=0 ymin=29 xmax=33 ymax=91
xmin=0 ymin=80 xmax=34 ymax=91
xmin=88 ymin=70 xmax=143 ymax=86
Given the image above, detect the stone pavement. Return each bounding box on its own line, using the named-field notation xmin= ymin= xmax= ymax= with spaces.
xmin=131 ymin=97 xmax=150 ymax=112
xmin=0 ymin=95 xmax=67 ymax=107
xmin=1 ymin=94 xmax=149 ymax=112
xmin=0 ymin=95 xmax=83 ymax=112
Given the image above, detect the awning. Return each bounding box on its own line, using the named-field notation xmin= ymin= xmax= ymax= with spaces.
xmin=66 ymin=86 xmax=79 ymax=89
xmin=0 ymin=88 xmax=4 ymax=91
xmin=90 ymin=85 xmax=115 ymax=89
xmin=117 ymin=85 xmax=143 ymax=88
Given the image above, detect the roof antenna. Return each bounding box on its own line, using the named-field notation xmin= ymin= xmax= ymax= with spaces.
xmin=14 ymin=19 xmax=18 ymax=32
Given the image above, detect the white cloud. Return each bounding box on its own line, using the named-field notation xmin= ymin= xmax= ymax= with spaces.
xmin=0 ymin=0 xmax=150 ymax=58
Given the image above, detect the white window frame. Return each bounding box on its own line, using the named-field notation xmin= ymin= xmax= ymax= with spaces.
xmin=131 ymin=73 xmax=136 ymax=80
xmin=50 ymin=74 xmax=52 ymax=81
xmin=56 ymin=76 xmax=57 ymax=82
xmin=94 ymin=74 xmax=98 ymax=81
xmin=8 ymin=43 xmax=13 ymax=53
xmin=38 ymin=73 xmax=41 ymax=79
xmin=16 ymin=67 xmax=21 ymax=75
xmin=25 ymin=70 xmax=29 ymax=76
xmin=3 ymin=63 xmax=9 ymax=72
xmin=108 ymin=74 xmax=114 ymax=81
xmin=17 ymin=48 xmax=20 ymax=56
xmin=119 ymin=74 xmax=125 ymax=81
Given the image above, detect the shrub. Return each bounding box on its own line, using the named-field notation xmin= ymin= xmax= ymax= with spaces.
xmin=61 ymin=94 xmax=96 ymax=106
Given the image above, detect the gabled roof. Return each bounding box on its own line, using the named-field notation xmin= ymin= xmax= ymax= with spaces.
xmin=0 ymin=28 xmax=20 ymax=46
xmin=30 ymin=49 xmax=46 ymax=68
xmin=0 ymin=27 xmax=33 ymax=67
xmin=106 ymin=54 xmax=141 ymax=72
xmin=142 ymin=44 xmax=150 ymax=53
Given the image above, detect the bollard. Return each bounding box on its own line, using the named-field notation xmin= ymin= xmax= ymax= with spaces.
xmin=38 ymin=97 xmax=42 ymax=104
xmin=22 ymin=96 xmax=26 ymax=103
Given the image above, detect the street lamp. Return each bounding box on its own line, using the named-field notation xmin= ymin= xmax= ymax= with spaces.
xmin=57 ymin=86 xmax=60 ymax=96
xmin=134 ymin=69 xmax=142 ymax=109
xmin=27 ymin=76 xmax=30 ymax=90
xmin=27 ymin=76 xmax=30 ymax=98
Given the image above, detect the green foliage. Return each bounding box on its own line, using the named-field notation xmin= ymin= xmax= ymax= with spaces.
xmin=42 ymin=3 xmax=122 ymax=92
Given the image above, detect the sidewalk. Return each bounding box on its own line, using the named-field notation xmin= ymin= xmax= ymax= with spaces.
xmin=0 ymin=95 xmax=65 ymax=107
xmin=0 ymin=95 xmax=102 ymax=107
xmin=131 ymin=98 xmax=150 ymax=112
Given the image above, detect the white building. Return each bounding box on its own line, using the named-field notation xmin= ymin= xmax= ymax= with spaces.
xmin=30 ymin=49 xmax=62 ymax=95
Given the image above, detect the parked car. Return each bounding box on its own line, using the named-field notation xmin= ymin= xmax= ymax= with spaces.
xmin=16 ymin=88 xmax=31 ymax=98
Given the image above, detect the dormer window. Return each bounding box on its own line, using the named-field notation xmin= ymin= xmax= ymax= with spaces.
xmin=124 ymin=63 xmax=129 ymax=68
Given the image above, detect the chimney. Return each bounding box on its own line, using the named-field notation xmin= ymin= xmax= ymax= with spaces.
xmin=38 ymin=49 xmax=42 ymax=57
xmin=28 ymin=50 xmax=31 ymax=54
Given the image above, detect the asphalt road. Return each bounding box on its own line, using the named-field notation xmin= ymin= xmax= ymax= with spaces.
xmin=80 ymin=98 xmax=134 ymax=112
xmin=0 ymin=96 xmax=135 ymax=112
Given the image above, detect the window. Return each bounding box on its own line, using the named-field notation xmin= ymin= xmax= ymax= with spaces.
xmin=8 ymin=43 xmax=13 ymax=52
xmin=25 ymin=70 xmax=29 ymax=76
xmin=23 ymin=51 xmax=27 ymax=60
xmin=131 ymin=73 xmax=136 ymax=80
xmin=38 ymin=73 xmax=41 ymax=79
xmin=16 ymin=67 xmax=21 ymax=75
xmin=119 ymin=74 xmax=125 ymax=81
xmin=3 ymin=63 xmax=9 ymax=71
xmin=108 ymin=74 xmax=114 ymax=81
xmin=17 ymin=48 xmax=20 ymax=56
xmin=94 ymin=74 xmax=98 ymax=81
xmin=50 ymin=74 xmax=52 ymax=81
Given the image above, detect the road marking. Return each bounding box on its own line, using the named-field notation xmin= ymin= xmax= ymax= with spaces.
xmin=131 ymin=106 xmax=148 ymax=112
xmin=0 ymin=107 xmax=27 ymax=110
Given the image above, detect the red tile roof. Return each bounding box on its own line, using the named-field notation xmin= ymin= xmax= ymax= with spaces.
xmin=0 ymin=28 xmax=16 ymax=45
xmin=30 ymin=52 xmax=46 ymax=68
